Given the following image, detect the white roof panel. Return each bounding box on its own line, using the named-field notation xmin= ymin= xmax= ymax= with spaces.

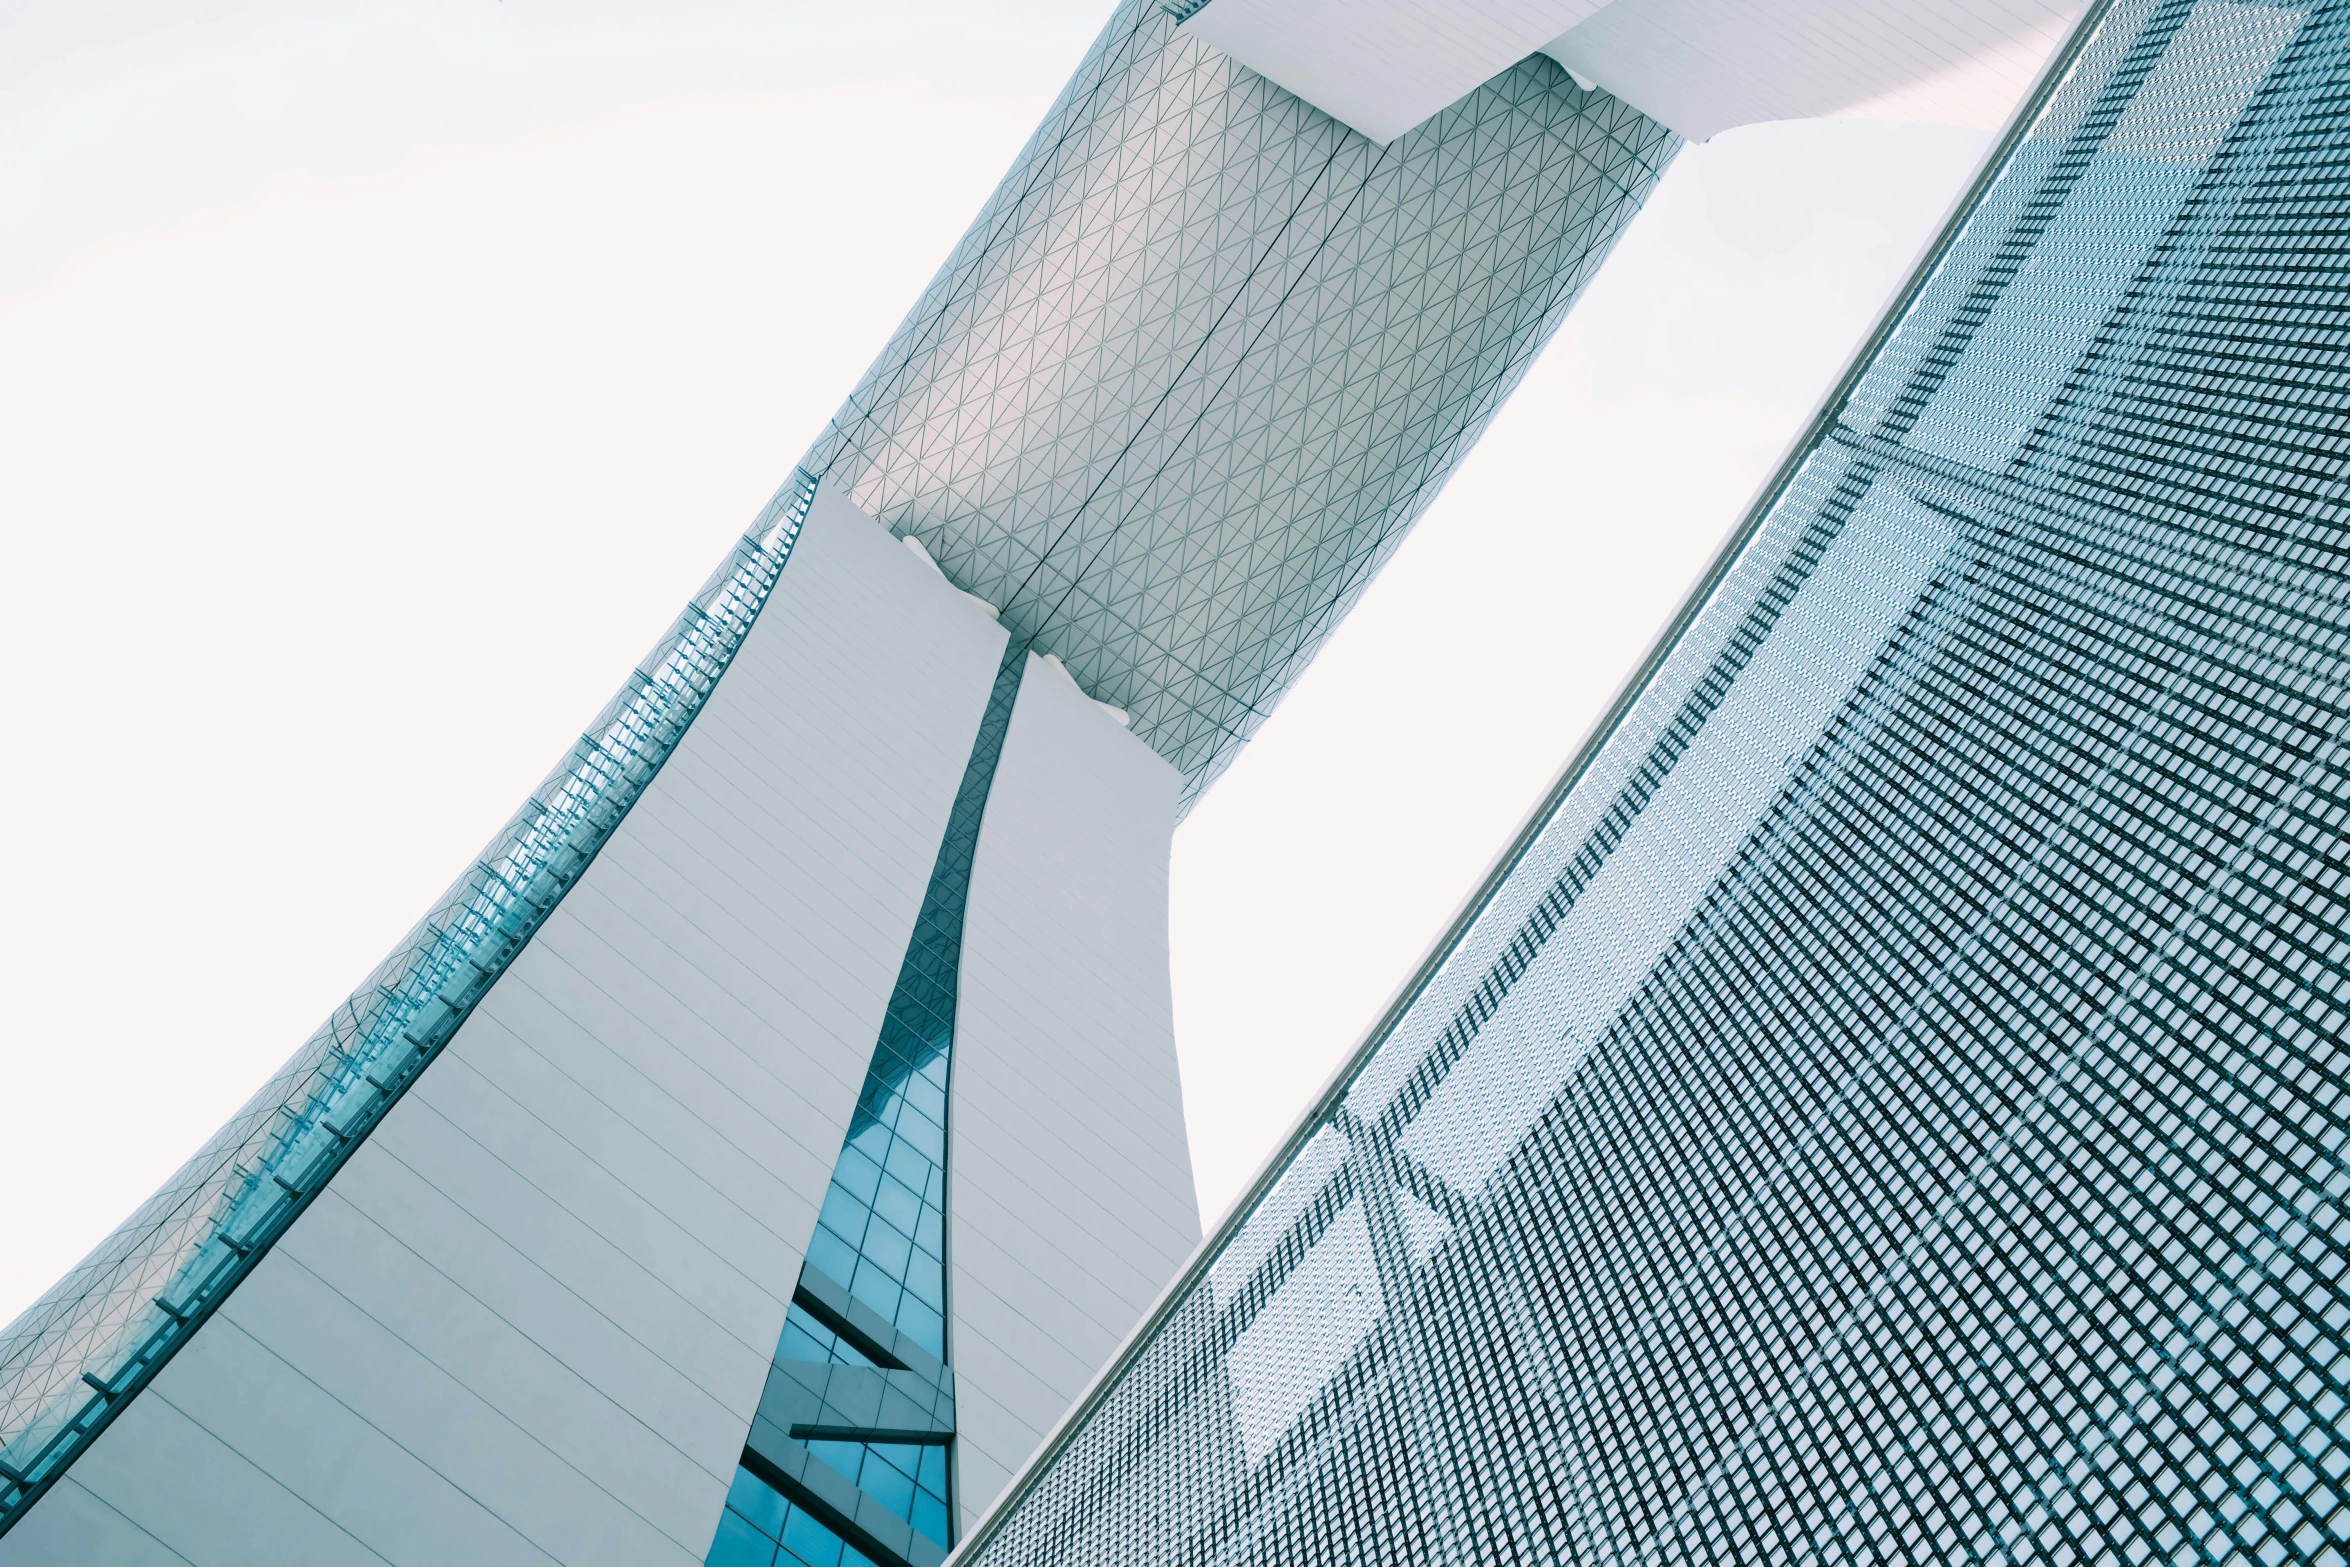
xmin=1542 ymin=0 xmax=2088 ymax=140
xmin=1179 ymin=0 xmax=2085 ymax=143
xmin=1181 ymin=0 xmax=1610 ymax=142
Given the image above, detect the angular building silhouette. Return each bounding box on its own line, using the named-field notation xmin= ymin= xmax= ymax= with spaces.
xmin=15 ymin=0 xmax=2344 ymax=1563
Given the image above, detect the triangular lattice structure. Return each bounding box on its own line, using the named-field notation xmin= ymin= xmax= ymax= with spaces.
xmin=806 ymin=0 xmax=1678 ymax=803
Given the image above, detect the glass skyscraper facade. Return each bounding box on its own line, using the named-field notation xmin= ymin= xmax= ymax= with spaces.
xmin=701 ymin=7 xmax=1686 ymax=1553
xmin=0 ymin=2 xmax=1673 ymax=1549
xmin=9 ymin=0 xmax=2349 ymax=1560
xmin=954 ymin=0 xmax=2350 ymax=1561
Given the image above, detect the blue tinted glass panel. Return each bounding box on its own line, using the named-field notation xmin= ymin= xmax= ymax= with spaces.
xmin=784 ymin=643 xmax=1024 ymax=1360
xmin=707 ymin=1463 xmax=881 ymax=1567
xmin=805 ymin=1442 xmax=952 ymax=1545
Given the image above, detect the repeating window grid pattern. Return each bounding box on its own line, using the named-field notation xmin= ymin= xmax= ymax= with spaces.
xmin=800 ymin=1442 xmax=954 ymax=1547
xmin=707 ymin=645 xmax=1028 ymax=1567
xmin=803 ymin=0 xmax=1678 ymax=804
xmin=761 ymin=1309 xmax=959 ymax=1552
xmin=777 ymin=1311 xmax=876 ymax=1369
xmin=791 ymin=641 xmax=1024 ymax=1361
xmin=803 ymin=1049 xmax=955 ymax=1355
xmin=765 ymin=1310 xmax=958 ymax=1546
xmin=953 ymin=2 xmax=2350 ymax=1563
xmin=0 ymin=468 xmax=824 ymax=1539
xmin=712 ymin=1464 xmax=884 ymax=1567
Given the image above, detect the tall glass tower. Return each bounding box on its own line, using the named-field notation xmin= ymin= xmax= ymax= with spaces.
xmin=953 ymin=1 xmax=2350 ymax=1562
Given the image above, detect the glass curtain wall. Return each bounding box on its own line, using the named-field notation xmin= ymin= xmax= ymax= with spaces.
xmin=709 ymin=647 xmax=1026 ymax=1567
xmin=953 ymin=1 xmax=2350 ymax=1561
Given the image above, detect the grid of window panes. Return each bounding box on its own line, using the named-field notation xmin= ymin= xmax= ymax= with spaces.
xmin=798 ymin=644 xmax=1021 ymax=1360
xmin=707 ymin=646 xmax=1027 ymax=1567
xmin=760 ymin=1312 xmax=956 ymax=1552
xmin=776 ymin=1312 xmax=875 ymax=1367
xmin=803 ymin=1048 xmax=954 ymax=1355
xmin=955 ymin=2 xmax=2350 ymax=1563
xmin=710 ymin=1448 xmax=951 ymax=1567
xmin=803 ymin=1443 xmax=953 ymax=1548
xmin=710 ymin=1465 xmax=881 ymax=1567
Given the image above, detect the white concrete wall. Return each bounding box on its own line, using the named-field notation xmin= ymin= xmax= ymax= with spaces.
xmin=948 ymin=654 xmax=1201 ymax=1531
xmin=2 ymin=485 xmax=1008 ymax=1567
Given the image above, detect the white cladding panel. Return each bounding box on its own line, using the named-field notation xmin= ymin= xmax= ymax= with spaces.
xmin=1181 ymin=0 xmax=1608 ymax=142
xmin=1181 ymin=0 xmax=2082 ymax=143
xmin=1542 ymin=0 xmax=2088 ymax=140
xmin=3 ymin=487 xmax=1007 ymax=1566
xmin=948 ymin=654 xmax=1201 ymax=1530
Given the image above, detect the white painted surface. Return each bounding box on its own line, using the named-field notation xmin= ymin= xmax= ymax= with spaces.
xmin=948 ymin=653 xmax=1200 ymax=1531
xmin=3 ymin=484 xmax=1007 ymax=1566
xmin=1182 ymin=0 xmax=1608 ymax=143
xmin=1543 ymin=0 xmax=2088 ymax=141
xmin=1181 ymin=0 xmax=2082 ymax=145
xmin=0 ymin=1472 xmax=191 ymax=1567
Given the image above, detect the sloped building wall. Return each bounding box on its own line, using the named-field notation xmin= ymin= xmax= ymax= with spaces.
xmin=0 ymin=489 xmax=1007 ymax=1566
xmin=955 ymin=2 xmax=2350 ymax=1561
xmin=949 ymin=654 xmax=1198 ymax=1530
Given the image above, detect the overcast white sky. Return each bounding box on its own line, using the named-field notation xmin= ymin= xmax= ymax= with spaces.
xmin=0 ymin=0 xmax=1996 ymax=1328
